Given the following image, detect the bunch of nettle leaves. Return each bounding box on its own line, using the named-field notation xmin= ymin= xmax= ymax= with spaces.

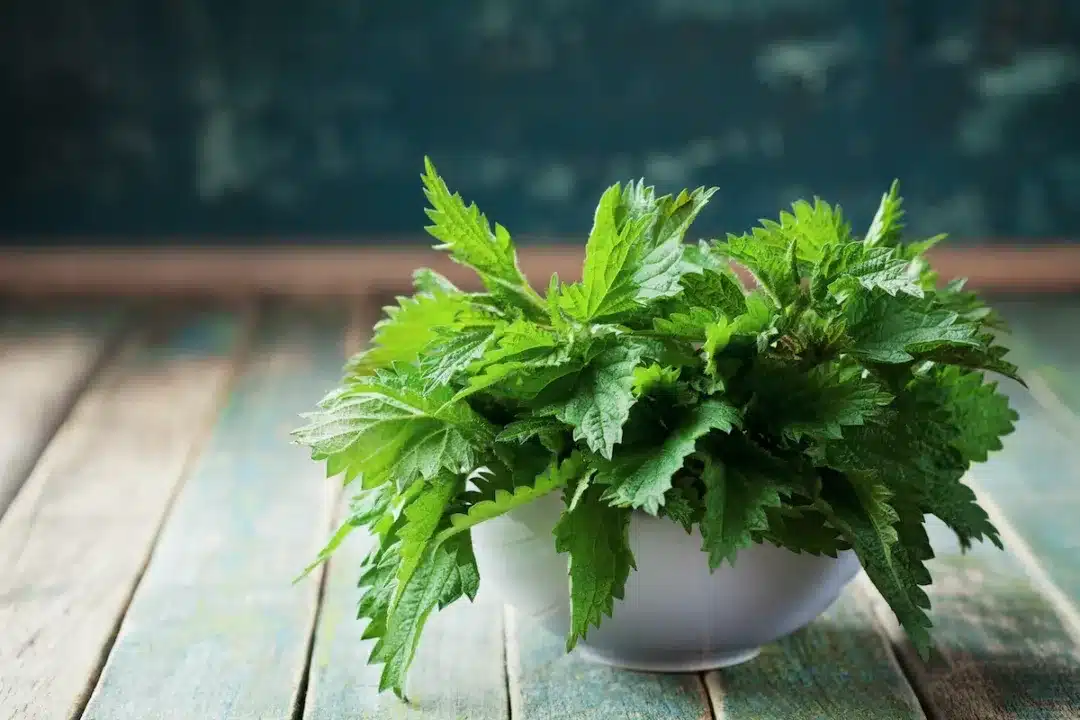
xmin=294 ymin=158 xmax=1020 ymax=698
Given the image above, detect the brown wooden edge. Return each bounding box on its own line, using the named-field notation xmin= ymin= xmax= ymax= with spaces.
xmin=1 ymin=245 xmax=1078 ymax=298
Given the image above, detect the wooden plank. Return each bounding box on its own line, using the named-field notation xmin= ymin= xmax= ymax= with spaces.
xmin=867 ymin=516 xmax=1080 ymax=720
xmin=994 ymin=295 xmax=1080 ymax=420
xmin=0 ymin=303 xmax=125 ymax=517
xmin=79 ymin=304 xmax=349 ymax=720
xmin=704 ymin=590 xmax=924 ymax=719
xmin=507 ymin=607 xmax=712 ymax=720
xmin=304 ymin=301 xmax=509 ymax=719
xmin=0 ymin=307 xmax=248 ymax=720
xmin=0 ymin=245 xmax=1078 ymax=298
xmin=303 ymin=504 xmax=509 ymax=720
xmin=965 ymin=383 xmax=1080 ymax=615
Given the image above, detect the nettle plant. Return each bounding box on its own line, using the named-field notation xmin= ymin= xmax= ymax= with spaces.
xmin=294 ymin=158 xmax=1020 ymax=698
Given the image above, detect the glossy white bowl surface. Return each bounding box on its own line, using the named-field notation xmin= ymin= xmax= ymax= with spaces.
xmin=471 ymin=491 xmax=862 ymax=671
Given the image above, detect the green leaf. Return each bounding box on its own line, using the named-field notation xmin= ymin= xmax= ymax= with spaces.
xmin=631 ymin=363 xmax=681 ymax=398
xmin=622 ymin=181 xmax=718 ymax=248
xmin=914 ymin=333 xmax=1023 ymax=383
xmin=548 ymin=344 xmax=644 ymax=459
xmin=295 ymin=485 xmax=393 ymax=581
xmin=294 ymin=367 xmax=494 ymax=489
xmin=659 ymin=481 xmax=702 ymax=532
xmin=554 ymin=481 xmax=636 ymax=651
xmin=437 ymin=530 xmax=481 ymax=608
xmin=393 ymin=472 xmax=460 ymax=610
xmin=561 ymin=184 xmax=657 ymax=320
xmin=864 ymin=180 xmax=905 ymax=248
xmin=346 ymin=291 xmax=470 ymax=378
xmin=454 ymin=320 xmax=577 ymax=400
xmin=436 ymin=453 xmax=590 ymax=545
xmin=370 ymin=535 xmax=464 ymax=699
xmin=562 ymin=182 xmax=701 ymax=322
xmin=932 ymin=366 xmax=1017 ymax=463
xmin=494 ymin=417 xmax=564 ymax=444
xmin=716 ymin=232 xmax=800 ymax=307
xmin=412 ymin=267 xmax=461 ymax=295
xmin=744 ymin=362 xmax=893 ymax=442
xmin=679 ymin=268 xmax=748 ymax=317
xmin=421 ymin=157 xmax=543 ymax=311
xmin=819 ymin=473 xmax=933 ymax=658
xmin=421 ymin=323 xmax=502 ymax=390
xmin=844 ymin=293 xmax=980 ymax=363
xmin=815 ymin=376 xmax=1004 ymax=551
xmin=811 ymin=242 xmax=923 ymax=304
xmin=716 ymin=198 xmax=851 ymax=281
xmin=600 ymin=399 xmax=741 ymax=514
xmin=700 ymin=457 xmax=786 ymax=569
xmin=760 ymin=505 xmax=850 ymax=557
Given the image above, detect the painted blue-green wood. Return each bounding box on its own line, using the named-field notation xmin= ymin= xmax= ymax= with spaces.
xmin=994 ymin=295 xmax=1080 ymax=418
xmin=507 ymin=608 xmax=712 ymax=720
xmin=965 ymin=383 xmax=1080 ymax=616
xmin=304 ymin=509 xmax=510 ymax=720
xmin=884 ymin=514 xmax=1080 ymax=719
xmin=0 ymin=308 xmax=247 ymax=720
xmin=706 ymin=589 xmax=923 ymax=719
xmin=80 ymin=304 xmax=348 ymax=720
xmin=0 ymin=302 xmax=127 ymax=517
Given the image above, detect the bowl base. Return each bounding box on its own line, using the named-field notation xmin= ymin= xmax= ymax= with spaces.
xmin=576 ymin=645 xmax=761 ymax=673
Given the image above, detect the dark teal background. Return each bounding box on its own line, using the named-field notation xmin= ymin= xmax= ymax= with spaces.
xmin=2 ymin=1 xmax=1078 ymax=245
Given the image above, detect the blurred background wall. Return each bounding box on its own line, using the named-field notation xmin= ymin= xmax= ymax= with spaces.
xmin=1 ymin=0 xmax=1078 ymax=246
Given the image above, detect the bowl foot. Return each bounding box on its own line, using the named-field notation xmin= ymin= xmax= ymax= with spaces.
xmin=576 ymin=645 xmax=761 ymax=673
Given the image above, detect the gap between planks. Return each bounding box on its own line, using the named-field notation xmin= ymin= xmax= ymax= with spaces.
xmin=858 ymin=474 xmax=1080 ymax=720
xmin=0 ymin=305 xmax=131 ymax=521
xmin=291 ymin=306 xmax=372 ymax=720
xmin=71 ymin=303 xmax=261 ymax=720
xmin=0 ymin=303 xmax=257 ymax=720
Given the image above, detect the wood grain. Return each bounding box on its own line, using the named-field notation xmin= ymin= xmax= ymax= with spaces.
xmin=993 ymin=295 xmax=1080 ymax=425
xmin=304 ymin=504 xmax=510 ymax=720
xmin=0 ymin=308 xmax=248 ymax=720
xmin=507 ymin=607 xmax=712 ymax=720
xmin=964 ymin=383 xmax=1080 ymax=618
xmin=0 ymin=305 xmax=125 ymax=518
xmin=704 ymin=590 xmax=923 ymax=719
xmin=79 ymin=305 xmax=349 ymax=720
xmin=1 ymin=245 xmax=1078 ymax=298
xmin=866 ymin=515 xmax=1080 ymax=720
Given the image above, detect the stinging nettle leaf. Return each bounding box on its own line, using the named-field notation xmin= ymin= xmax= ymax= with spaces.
xmin=345 ymin=291 xmax=471 ymax=378
xmin=600 ymin=399 xmax=742 ymax=514
xmin=294 ymin=163 xmax=1023 ymax=696
xmin=700 ymin=458 xmax=786 ymax=569
xmin=554 ymin=481 xmax=636 ymax=651
xmin=819 ymin=474 xmax=934 ymax=658
xmin=421 ymin=157 xmax=545 ymax=312
xmin=864 ymin=180 xmax=905 ymax=248
xmin=294 ymin=367 xmax=494 ymax=489
xmin=548 ymin=343 xmax=644 ymax=459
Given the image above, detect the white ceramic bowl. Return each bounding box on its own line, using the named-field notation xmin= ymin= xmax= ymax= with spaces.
xmin=471 ymin=491 xmax=862 ymax=671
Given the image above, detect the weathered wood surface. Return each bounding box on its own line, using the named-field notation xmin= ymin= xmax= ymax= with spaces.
xmin=304 ymin=303 xmax=510 ymax=720
xmin=80 ymin=305 xmax=348 ymax=720
xmin=506 ymin=607 xmax=713 ymax=720
xmin=705 ymin=590 xmax=923 ymax=719
xmin=870 ymin=516 xmax=1080 ymax=720
xmin=0 ymin=308 xmax=248 ymax=720
xmin=994 ymin=295 xmax=1080 ymax=422
xmin=979 ymin=296 xmax=1080 ymax=610
xmin=305 ymin=506 xmax=510 ymax=720
xmin=0 ymin=304 xmax=124 ymax=518
xmin=1 ymin=294 xmax=1079 ymax=719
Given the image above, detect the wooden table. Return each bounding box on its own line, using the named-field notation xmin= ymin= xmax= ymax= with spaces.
xmin=2 ymin=294 xmax=1079 ymax=720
